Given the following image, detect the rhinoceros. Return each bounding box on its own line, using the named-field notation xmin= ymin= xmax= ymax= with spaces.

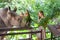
xmin=0 ymin=7 xmax=22 ymax=40
xmin=0 ymin=7 xmax=32 ymax=40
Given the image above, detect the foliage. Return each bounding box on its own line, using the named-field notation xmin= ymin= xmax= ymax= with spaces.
xmin=0 ymin=0 xmax=60 ymax=40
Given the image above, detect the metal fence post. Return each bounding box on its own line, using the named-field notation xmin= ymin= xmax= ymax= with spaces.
xmin=51 ymin=32 xmax=53 ymax=40
xmin=41 ymin=29 xmax=42 ymax=40
xmin=29 ymin=29 xmax=32 ymax=40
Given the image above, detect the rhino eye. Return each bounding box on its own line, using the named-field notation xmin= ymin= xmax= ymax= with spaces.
xmin=18 ymin=18 xmax=20 ymax=21
xmin=18 ymin=18 xmax=22 ymax=23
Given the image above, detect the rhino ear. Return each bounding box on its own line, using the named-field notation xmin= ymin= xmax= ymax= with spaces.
xmin=4 ymin=6 xmax=11 ymax=11
xmin=7 ymin=6 xmax=11 ymax=13
xmin=13 ymin=7 xmax=17 ymax=12
xmin=8 ymin=6 xmax=11 ymax=10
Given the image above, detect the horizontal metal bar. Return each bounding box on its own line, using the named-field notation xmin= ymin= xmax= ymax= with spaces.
xmin=0 ymin=27 xmax=32 ymax=31
xmin=0 ymin=31 xmax=41 ymax=36
xmin=45 ymin=36 xmax=60 ymax=40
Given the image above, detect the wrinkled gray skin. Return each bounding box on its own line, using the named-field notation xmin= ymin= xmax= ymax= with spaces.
xmin=0 ymin=7 xmax=21 ymax=40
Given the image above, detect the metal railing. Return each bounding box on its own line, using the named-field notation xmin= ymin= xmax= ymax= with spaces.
xmin=0 ymin=27 xmax=60 ymax=40
xmin=0 ymin=27 xmax=42 ymax=40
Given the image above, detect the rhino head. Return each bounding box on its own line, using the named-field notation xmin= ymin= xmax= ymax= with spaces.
xmin=0 ymin=7 xmax=22 ymax=28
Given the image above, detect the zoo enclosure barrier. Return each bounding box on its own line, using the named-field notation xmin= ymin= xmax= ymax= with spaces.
xmin=0 ymin=27 xmax=43 ymax=40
